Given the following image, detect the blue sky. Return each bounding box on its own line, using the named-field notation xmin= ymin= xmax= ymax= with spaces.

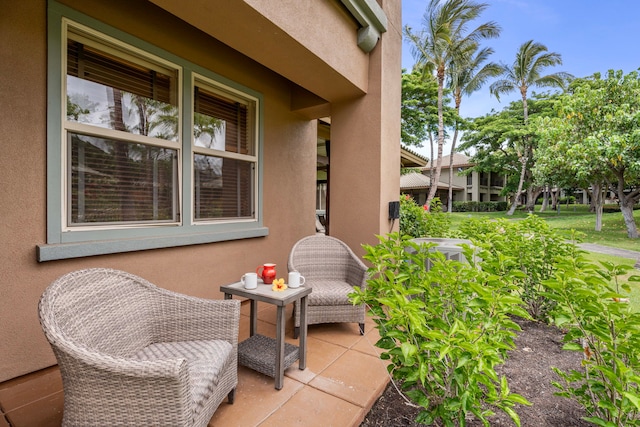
xmin=401 ymin=0 xmax=640 ymax=155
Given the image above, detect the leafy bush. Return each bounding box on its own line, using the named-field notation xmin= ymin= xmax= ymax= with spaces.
xmin=350 ymin=233 xmax=530 ymax=426
xmin=601 ymin=204 xmax=640 ymax=213
xmin=400 ymin=195 xmax=451 ymax=238
xmin=543 ymin=256 xmax=640 ymax=426
xmin=459 ymin=215 xmax=579 ymax=322
xmin=452 ymin=201 xmax=508 ymax=212
xmin=558 ymin=196 xmax=576 ymax=204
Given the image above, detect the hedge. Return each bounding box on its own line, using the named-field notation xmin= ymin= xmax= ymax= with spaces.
xmin=452 ymin=201 xmax=508 ymax=212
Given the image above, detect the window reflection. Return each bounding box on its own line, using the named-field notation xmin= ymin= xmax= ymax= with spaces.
xmin=66 ymin=38 xmax=178 ymax=141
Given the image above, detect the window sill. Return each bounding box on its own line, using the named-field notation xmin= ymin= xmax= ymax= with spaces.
xmin=37 ymin=226 xmax=269 ymax=262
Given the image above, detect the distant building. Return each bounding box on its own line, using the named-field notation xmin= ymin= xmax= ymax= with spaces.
xmin=401 ymin=153 xmax=506 ymax=209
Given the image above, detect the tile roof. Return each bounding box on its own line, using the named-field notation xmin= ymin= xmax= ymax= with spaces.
xmin=424 ymin=152 xmax=472 ymax=169
xmin=400 ymin=172 xmax=463 ymax=190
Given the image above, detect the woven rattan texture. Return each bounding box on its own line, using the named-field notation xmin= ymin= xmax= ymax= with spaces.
xmin=38 ymin=268 xmax=240 ymax=427
xmin=288 ymin=235 xmax=368 ymax=330
xmin=238 ymin=334 xmax=299 ymax=378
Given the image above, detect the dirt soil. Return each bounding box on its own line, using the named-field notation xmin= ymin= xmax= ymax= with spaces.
xmin=361 ymin=318 xmax=592 ymax=426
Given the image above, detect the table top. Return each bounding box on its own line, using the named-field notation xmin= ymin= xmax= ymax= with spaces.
xmin=220 ymin=281 xmax=312 ymax=306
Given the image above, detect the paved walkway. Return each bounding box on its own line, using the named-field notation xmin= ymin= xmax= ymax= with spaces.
xmin=578 ymin=243 xmax=640 ymax=262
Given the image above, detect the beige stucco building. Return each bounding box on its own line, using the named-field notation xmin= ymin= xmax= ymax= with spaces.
xmin=0 ymin=0 xmax=401 ymax=419
xmin=401 ymin=153 xmax=506 ymax=208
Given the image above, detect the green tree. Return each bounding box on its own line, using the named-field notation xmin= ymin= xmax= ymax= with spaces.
xmin=401 ymin=70 xmax=440 ymax=148
xmin=446 ymin=44 xmax=501 ymax=211
xmin=458 ymin=96 xmax=533 ymax=200
xmin=534 ymin=114 xmax=612 ymax=230
xmin=405 ymin=0 xmax=500 ymax=207
xmin=535 ymin=70 xmax=640 ymax=238
xmin=490 ymin=40 xmax=572 ymax=215
xmin=460 ymin=94 xmax=560 ymax=210
xmin=401 ymin=69 xmax=456 ymax=189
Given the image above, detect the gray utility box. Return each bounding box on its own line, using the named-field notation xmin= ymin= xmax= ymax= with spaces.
xmin=408 ymin=238 xmax=474 ymax=270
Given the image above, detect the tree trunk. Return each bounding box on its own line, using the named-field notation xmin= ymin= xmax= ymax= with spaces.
xmin=592 ymin=182 xmax=604 ymax=232
xmin=508 ymin=92 xmax=531 ymax=216
xmin=447 ymin=127 xmax=459 ymax=214
xmin=427 ymin=68 xmax=446 ymax=206
xmin=539 ymin=185 xmax=549 ymax=212
xmin=447 ymin=93 xmax=462 ymax=214
xmin=526 ymin=186 xmax=542 ymax=213
xmin=620 ymin=203 xmax=639 ymax=238
xmin=550 ymin=188 xmax=559 ymax=210
xmin=507 ymin=155 xmax=527 ymax=216
xmin=615 ymin=173 xmax=639 ymax=238
xmin=620 ymin=202 xmax=638 ymax=238
xmin=428 ymin=132 xmax=435 ymax=194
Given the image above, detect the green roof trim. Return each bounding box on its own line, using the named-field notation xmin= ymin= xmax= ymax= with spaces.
xmin=340 ymin=0 xmax=388 ymax=53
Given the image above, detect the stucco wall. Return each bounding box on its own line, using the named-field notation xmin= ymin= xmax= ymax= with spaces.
xmin=149 ymin=0 xmax=370 ymax=103
xmin=0 ymin=0 xmax=401 ymax=383
xmin=0 ymin=0 xmax=317 ymax=382
xmin=329 ymin=0 xmax=402 ymax=254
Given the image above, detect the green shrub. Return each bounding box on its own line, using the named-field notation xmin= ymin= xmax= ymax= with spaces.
xmin=400 ymin=195 xmax=451 ymax=238
xmin=350 ymin=233 xmax=530 ymax=426
xmin=452 ymin=201 xmax=508 ymax=212
xmin=544 ymin=256 xmax=640 ymax=426
xmin=558 ymin=196 xmax=576 ymax=204
xmin=459 ymin=215 xmax=580 ymax=322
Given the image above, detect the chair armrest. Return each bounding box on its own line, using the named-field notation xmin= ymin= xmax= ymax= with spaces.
xmin=54 ymin=344 xmax=196 ymax=423
xmin=152 ymin=291 xmax=240 ymax=344
xmin=346 ymin=256 xmax=368 ymax=291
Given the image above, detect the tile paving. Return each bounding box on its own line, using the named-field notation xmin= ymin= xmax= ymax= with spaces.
xmin=209 ymin=301 xmax=389 ymax=426
xmin=0 ymin=300 xmax=389 ymax=427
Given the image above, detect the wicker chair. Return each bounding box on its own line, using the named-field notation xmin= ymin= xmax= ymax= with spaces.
xmin=38 ymin=268 xmax=240 ymax=427
xmin=288 ymin=235 xmax=368 ymax=338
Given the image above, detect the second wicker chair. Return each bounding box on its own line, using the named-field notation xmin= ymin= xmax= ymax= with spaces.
xmin=288 ymin=235 xmax=368 ymax=338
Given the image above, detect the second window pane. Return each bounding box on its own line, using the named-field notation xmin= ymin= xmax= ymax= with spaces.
xmin=194 ymin=154 xmax=253 ymax=220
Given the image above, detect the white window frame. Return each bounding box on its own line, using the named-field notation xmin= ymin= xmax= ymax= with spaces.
xmin=63 ymin=20 xmax=183 ymax=230
xmin=39 ymin=2 xmax=266 ymax=262
xmin=191 ymin=74 xmax=259 ymax=224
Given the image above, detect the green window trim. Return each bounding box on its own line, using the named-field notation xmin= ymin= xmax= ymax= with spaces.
xmin=40 ymin=1 xmax=267 ymax=262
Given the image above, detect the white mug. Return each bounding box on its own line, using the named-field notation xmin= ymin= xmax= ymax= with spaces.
xmin=288 ymin=271 xmax=305 ymax=288
xmin=241 ymin=272 xmax=258 ymax=289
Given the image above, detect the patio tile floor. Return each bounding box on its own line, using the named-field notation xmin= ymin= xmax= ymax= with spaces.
xmin=0 ymin=300 xmax=389 ymax=427
xmin=208 ymin=301 xmax=389 ymax=426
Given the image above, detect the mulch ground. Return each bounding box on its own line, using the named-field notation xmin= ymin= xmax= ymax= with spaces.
xmin=361 ymin=318 xmax=591 ymax=426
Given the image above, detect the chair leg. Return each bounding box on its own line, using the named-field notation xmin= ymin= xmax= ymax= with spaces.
xmin=227 ymin=388 xmax=236 ymax=404
xmin=359 ymin=323 xmax=365 ymax=335
xmin=293 ymin=326 xmax=300 ymax=339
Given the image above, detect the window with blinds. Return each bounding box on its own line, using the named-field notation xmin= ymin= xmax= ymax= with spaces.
xmin=66 ymin=32 xmax=179 ymax=141
xmin=64 ymin=26 xmax=180 ymax=226
xmin=61 ymin=20 xmax=258 ymax=229
xmin=193 ymin=81 xmax=256 ymax=221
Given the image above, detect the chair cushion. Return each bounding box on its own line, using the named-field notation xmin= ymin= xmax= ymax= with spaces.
xmin=134 ymin=340 xmax=233 ymax=411
xmin=306 ymin=280 xmax=354 ymax=305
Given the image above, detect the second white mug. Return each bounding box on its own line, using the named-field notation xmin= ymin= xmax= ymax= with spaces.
xmin=288 ymin=271 xmax=305 ymax=288
xmin=241 ymin=272 xmax=258 ymax=289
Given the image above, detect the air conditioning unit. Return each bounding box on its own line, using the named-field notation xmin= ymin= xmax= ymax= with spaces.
xmin=408 ymin=238 xmax=476 ymax=270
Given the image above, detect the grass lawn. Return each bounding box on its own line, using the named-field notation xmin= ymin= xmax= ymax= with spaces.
xmin=449 ymin=205 xmax=640 ymax=252
xmin=449 ymin=206 xmax=640 ymax=310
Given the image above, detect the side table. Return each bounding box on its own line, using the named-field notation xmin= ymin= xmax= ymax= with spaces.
xmin=220 ymin=281 xmax=311 ymax=390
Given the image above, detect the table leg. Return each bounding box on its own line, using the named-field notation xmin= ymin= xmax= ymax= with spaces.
xmin=249 ymin=299 xmax=257 ymax=337
xmin=299 ymin=295 xmax=308 ymax=370
xmin=275 ymin=305 xmax=286 ymax=390
xmin=223 ymin=293 xmax=231 ymax=300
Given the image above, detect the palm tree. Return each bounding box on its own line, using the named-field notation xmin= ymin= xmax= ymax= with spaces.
xmin=446 ymin=44 xmax=501 ymax=211
xmin=404 ymin=0 xmax=500 ymax=207
xmin=490 ymin=39 xmax=572 ymax=215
